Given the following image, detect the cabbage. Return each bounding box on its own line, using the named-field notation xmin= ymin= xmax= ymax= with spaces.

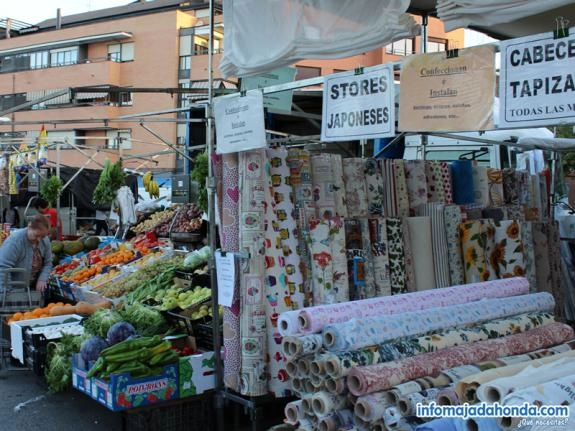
xmin=183 ymin=245 xmax=212 ymax=269
xmin=83 ymin=308 xmax=123 ymax=338
xmin=80 ymin=336 xmax=109 ymax=363
xmin=107 ymin=321 xmax=137 ymax=345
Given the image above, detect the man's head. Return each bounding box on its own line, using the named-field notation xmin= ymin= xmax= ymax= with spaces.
xmin=34 ymin=197 xmax=49 ymax=211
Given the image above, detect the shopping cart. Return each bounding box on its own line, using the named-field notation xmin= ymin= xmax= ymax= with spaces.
xmin=0 ymin=268 xmax=41 ymax=370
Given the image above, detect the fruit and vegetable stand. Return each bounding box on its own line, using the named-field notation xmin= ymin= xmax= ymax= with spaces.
xmin=2 ymin=200 xmax=220 ymax=427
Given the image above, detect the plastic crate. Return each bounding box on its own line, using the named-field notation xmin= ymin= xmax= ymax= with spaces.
xmin=123 ymin=392 xmax=214 ymax=431
xmin=165 ymin=311 xmax=222 ymax=351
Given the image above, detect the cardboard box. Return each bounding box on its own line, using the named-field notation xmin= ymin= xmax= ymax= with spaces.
xmin=168 ymin=334 xmax=216 ymax=398
xmin=10 ymin=314 xmax=83 ymax=363
xmin=72 ymin=354 xmax=179 ymax=411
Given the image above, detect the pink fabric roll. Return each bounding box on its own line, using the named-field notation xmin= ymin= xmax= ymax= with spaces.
xmin=297 ymin=277 xmax=529 ymax=334
xmin=347 ymin=322 xmax=574 ymax=396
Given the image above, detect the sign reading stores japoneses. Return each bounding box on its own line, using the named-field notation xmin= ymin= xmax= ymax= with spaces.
xmin=499 ymin=28 xmax=575 ymax=128
xmin=321 ymin=64 xmax=395 ymax=142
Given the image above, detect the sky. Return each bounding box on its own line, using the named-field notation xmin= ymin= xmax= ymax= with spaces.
xmin=2 ymin=0 xmax=132 ymax=25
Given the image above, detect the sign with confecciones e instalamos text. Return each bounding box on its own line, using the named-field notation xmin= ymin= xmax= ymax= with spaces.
xmin=499 ymin=27 xmax=575 ymax=128
xmin=321 ymin=64 xmax=395 ymax=142
xmin=399 ymin=44 xmax=496 ymax=132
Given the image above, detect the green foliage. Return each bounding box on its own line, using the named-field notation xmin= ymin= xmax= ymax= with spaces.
xmin=41 ymin=175 xmax=63 ymax=207
xmin=190 ymin=151 xmax=209 ymax=211
xmin=93 ymin=159 xmax=125 ymax=205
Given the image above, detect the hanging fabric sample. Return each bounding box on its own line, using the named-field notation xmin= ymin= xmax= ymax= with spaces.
xmin=443 ymin=205 xmax=465 ymax=286
xmin=490 ymin=220 xmax=525 ymax=279
xmin=238 ymin=149 xmax=268 ymax=396
xmin=287 ymin=149 xmax=314 ymax=307
xmin=451 ymin=160 xmax=475 ymax=205
xmin=417 ymin=202 xmax=451 ymax=288
xmin=487 ymin=168 xmax=504 ymax=206
xmin=265 ymin=146 xmax=305 ymax=396
xmin=380 ymin=159 xmax=397 ymax=217
xmin=425 ymin=160 xmax=445 ymax=203
xmin=220 ymin=153 xmax=242 ymax=392
xmin=404 ymin=160 xmax=428 ymax=214
xmin=364 ymin=158 xmax=385 ymax=215
xmin=345 ymin=218 xmax=367 ymax=301
xmin=330 ymin=216 xmax=350 ymax=304
xmin=367 ymin=218 xmax=392 ymax=297
xmin=440 ymin=161 xmax=454 ymax=204
xmin=519 ymin=221 xmax=537 ymax=293
xmin=406 ymin=217 xmax=436 ymax=291
xmin=459 ymin=219 xmax=494 ymax=283
xmin=309 ymin=217 xmax=334 ymax=305
xmin=386 ymin=217 xmax=407 ymax=295
xmin=401 ymin=218 xmax=417 ymax=293
xmin=331 ymin=154 xmax=347 ymax=217
xmin=472 ymin=165 xmax=490 ymax=206
xmin=311 ymin=153 xmax=338 ymax=219
xmin=392 ymin=160 xmax=411 ymax=218
xmin=342 ymin=158 xmax=369 ymax=218
xmin=503 ymin=168 xmax=519 ymax=204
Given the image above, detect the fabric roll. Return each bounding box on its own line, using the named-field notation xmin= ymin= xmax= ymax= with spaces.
xmin=539 ymin=172 xmax=550 ymax=219
xmin=486 ymin=168 xmax=504 ymax=206
xmin=531 ymin=174 xmax=542 ymax=220
xmin=285 ymin=359 xmax=299 ymax=379
xmin=284 ymin=399 xmax=305 ymax=425
xmin=295 ymin=418 xmax=315 ymax=431
xmin=309 ymin=352 xmax=334 ymax=377
xmin=387 ymin=377 xmax=454 ymax=406
xmin=311 ymin=153 xmax=338 ymax=219
xmin=282 ymin=334 xmax=323 ymax=360
xmin=504 ymin=204 xmax=524 ymax=221
xmin=490 ymin=220 xmax=525 ymax=279
xmin=297 ymin=277 xmax=530 ymax=334
xmin=342 ymin=158 xmax=369 ymax=218
xmin=359 ymin=218 xmax=377 ymax=299
xmin=346 ymin=322 xmax=574 ymax=396
xmin=401 ymin=217 xmax=417 ymax=293
xmin=287 ymin=149 xmax=314 ymax=307
xmin=406 ymin=217 xmax=436 ymax=291
xmin=472 ymin=165 xmax=490 ymax=206
xmin=331 ymin=154 xmax=348 ymax=217
xmin=459 ymin=220 xmax=493 ymax=283
xmin=415 ymin=418 xmax=459 ymax=431
xmin=548 ymin=221 xmax=565 ymax=322
xmin=365 ymin=158 xmax=385 ymax=215
xmin=417 ymin=203 xmax=451 ymax=288
xmin=278 ymin=310 xmax=302 ymax=337
xmin=520 ymin=221 xmax=537 ymax=292
xmin=516 ymin=170 xmax=531 ymax=205
xmin=436 ymin=386 xmax=460 ymax=406
xmin=532 ymin=221 xmax=553 ymax=295
xmin=330 ymin=216 xmax=350 ymax=304
xmin=386 ymin=217 xmax=407 ymax=294
xmin=381 ymin=159 xmax=397 ymax=217
xmin=451 ymin=160 xmax=475 ymax=205
xmin=393 ymin=160 xmax=411 ymax=218
xmin=477 ymin=356 xmax=575 ymax=404
xmin=345 ymin=218 xmax=364 ymax=302
xmin=425 ymin=160 xmax=446 ymax=203
xmin=325 ymin=377 xmax=347 ymax=395
xmin=311 ymin=391 xmax=347 ymax=417
xmin=398 ymin=387 xmax=443 ymax=417
xmin=220 ymin=153 xmax=242 ymax=392
xmin=238 ymin=150 xmax=268 ymax=396
xmin=481 ymin=207 xmax=505 ymax=222
xmin=309 ymin=218 xmax=334 ymax=305
xmin=443 ymin=205 xmax=465 ymax=285
xmin=317 ymin=409 xmax=354 ymax=431
xmin=503 ymin=168 xmax=519 ymax=204
xmin=463 ymin=418 xmax=499 ymax=431
xmin=355 ymin=391 xmax=391 ymax=423
xmin=440 ymin=162 xmax=454 ymax=204
xmin=464 ymin=204 xmax=484 ymax=221
xmin=472 ymin=166 xmax=490 ymax=206
xmin=455 ymin=343 xmax=575 ymax=404
xmin=499 ymin=373 xmax=575 ymax=430
xmin=322 ymin=294 xmax=554 ymax=353
xmin=404 ymin=160 xmax=428 ymax=213
xmin=367 ymin=218 xmax=392 ymax=297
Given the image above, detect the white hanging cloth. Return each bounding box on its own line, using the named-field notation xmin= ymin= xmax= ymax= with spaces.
xmin=437 ymin=0 xmax=575 ymax=32
xmin=114 ymin=185 xmax=137 ymax=226
xmin=220 ymin=0 xmax=419 ymax=78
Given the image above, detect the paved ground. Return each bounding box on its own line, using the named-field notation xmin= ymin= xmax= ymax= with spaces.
xmin=0 ymin=364 xmax=291 ymax=431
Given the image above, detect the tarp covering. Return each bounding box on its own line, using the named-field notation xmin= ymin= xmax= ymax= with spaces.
xmin=220 ymin=0 xmax=419 ymax=78
xmin=436 ymin=0 xmax=575 ymax=33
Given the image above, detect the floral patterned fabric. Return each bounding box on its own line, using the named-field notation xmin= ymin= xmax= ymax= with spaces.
xmin=322 ymin=294 xmax=554 ymax=352
xmin=380 ymin=159 xmax=397 ymax=217
xmin=238 ymin=150 xmax=269 ymax=396
xmin=346 ymin=322 xmax=574 ymax=396
xmin=387 ymin=217 xmax=407 ymax=294
xmin=331 ymin=154 xmax=348 ymax=218
xmin=367 ymin=218 xmax=392 ymax=297
xmin=294 ymin=277 xmax=530 ymax=334
xmin=503 ymin=168 xmax=519 ymax=204
xmin=311 ymin=154 xmax=338 ymax=219
xmin=365 ymin=158 xmax=384 ymax=215
xmin=459 ymin=220 xmax=493 ymax=283
xmin=487 ymin=168 xmax=504 ymax=206
xmin=404 ymin=160 xmax=428 ymax=215
xmin=444 ymin=205 xmax=465 ymax=285
xmin=393 ymin=160 xmax=411 ymax=218
xmin=440 ymin=162 xmax=454 ymax=204
xmin=491 ymin=220 xmax=525 ymax=279
xmin=519 ymin=221 xmax=537 ymax=293
xmin=342 ymin=158 xmax=369 ymax=218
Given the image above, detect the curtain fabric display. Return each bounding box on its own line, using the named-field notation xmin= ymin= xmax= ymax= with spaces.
xmin=342 ymin=158 xmax=369 ymax=218
xmin=404 ymin=160 xmax=428 ymax=214
xmin=405 ymin=217 xmax=435 ymax=291
xmin=416 ymin=203 xmax=451 ymax=288
xmin=444 ymin=205 xmax=465 ymax=285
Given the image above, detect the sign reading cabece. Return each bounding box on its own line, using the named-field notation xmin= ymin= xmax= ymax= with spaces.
xmin=499 ymin=28 xmax=575 ymax=128
xmin=321 ymin=64 xmax=395 ymax=142
xmin=399 ymin=45 xmax=495 ymax=132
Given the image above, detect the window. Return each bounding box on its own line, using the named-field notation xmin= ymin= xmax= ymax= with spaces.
xmin=427 ymin=38 xmax=447 ymax=53
xmin=295 ymin=66 xmax=321 ymax=80
xmin=0 ymin=93 xmax=26 ymax=112
xmin=49 ymin=47 xmax=78 ymax=67
xmin=108 ymin=42 xmax=134 ymax=62
xmin=109 ymin=91 xmax=132 ymax=107
xmin=106 ymin=129 xmax=132 ymax=149
xmin=385 ymin=38 xmax=415 ymax=56
xmin=30 ymin=51 xmax=49 ymax=69
xmin=180 ymin=55 xmax=191 ymax=70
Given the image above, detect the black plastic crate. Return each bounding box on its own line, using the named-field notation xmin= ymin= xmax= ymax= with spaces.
xmin=192 ymin=322 xmax=222 ymax=351
xmin=123 ymin=392 xmax=214 ymax=431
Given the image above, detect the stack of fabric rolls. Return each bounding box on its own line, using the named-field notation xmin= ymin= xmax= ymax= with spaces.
xmin=278 ymin=277 xmax=575 ymax=430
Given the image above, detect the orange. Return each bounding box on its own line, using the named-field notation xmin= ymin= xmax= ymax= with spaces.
xmin=12 ymin=312 xmax=23 ymax=320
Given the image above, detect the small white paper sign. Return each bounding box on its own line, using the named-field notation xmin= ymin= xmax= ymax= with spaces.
xmin=215 ymin=250 xmax=235 ymax=307
xmin=214 ymin=90 xmax=267 ymax=154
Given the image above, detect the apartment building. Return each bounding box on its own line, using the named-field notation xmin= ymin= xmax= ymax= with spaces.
xmin=0 ymin=0 xmax=463 ymax=173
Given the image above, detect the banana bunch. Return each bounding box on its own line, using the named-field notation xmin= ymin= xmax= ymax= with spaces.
xmin=143 ymin=171 xmax=160 ymax=199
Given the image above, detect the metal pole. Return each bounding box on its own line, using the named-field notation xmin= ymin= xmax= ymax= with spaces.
xmin=56 ymin=140 xmax=61 ymax=239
